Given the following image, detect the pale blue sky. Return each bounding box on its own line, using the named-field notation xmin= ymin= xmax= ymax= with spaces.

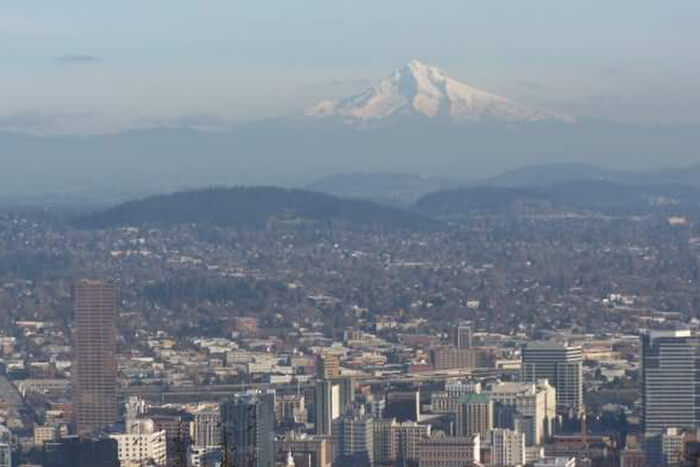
xmin=1 ymin=0 xmax=699 ymax=132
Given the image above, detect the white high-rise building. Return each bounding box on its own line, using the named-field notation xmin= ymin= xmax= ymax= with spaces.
xmin=490 ymin=428 xmax=526 ymax=467
xmin=191 ymin=404 xmax=221 ymax=448
xmin=661 ymin=428 xmax=685 ymax=467
xmin=110 ymin=418 xmax=167 ymax=467
xmin=488 ymin=380 xmax=556 ymax=445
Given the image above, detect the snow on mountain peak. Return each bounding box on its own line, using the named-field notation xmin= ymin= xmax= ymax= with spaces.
xmin=306 ymin=60 xmax=573 ymax=124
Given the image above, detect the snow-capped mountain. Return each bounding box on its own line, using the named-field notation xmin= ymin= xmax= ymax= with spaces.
xmin=307 ymin=60 xmax=573 ymax=124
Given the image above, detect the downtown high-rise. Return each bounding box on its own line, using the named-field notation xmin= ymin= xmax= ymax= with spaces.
xmin=220 ymin=390 xmax=276 ymax=467
xmin=642 ymin=330 xmax=700 ymax=464
xmin=73 ymin=280 xmax=118 ymax=436
xmin=315 ymin=380 xmax=340 ymax=436
xmin=521 ymin=342 xmax=583 ymax=415
xmin=642 ymin=330 xmax=700 ymax=433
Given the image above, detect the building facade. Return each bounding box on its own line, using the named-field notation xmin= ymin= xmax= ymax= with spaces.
xmin=642 ymin=330 xmax=700 ymax=433
xmin=315 ymin=380 xmax=340 ymax=436
xmin=431 ymin=347 xmax=476 ymax=371
xmin=317 ymin=354 xmax=340 ymax=380
xmin=220 ymin=390 xmax=276 ymax=467
xmin=521 ymin=342 xmax=583 ymax=415
xmin=0 ymin=426 xmax=10 ymax=467
xmin=642 ymin=330 xmax=700 ymax=464
xmin=278 ymin=432 xmax=331 ymax=467
xmin=276 ymin=394 xmax=307 ymax=426
xmin=533 ymin=458 xmax=576 ymax=467
xmin=431 ymin=380 xmax=481 ymax=414
xmin=490 ymin=428 xmax=526 ymax=467
xmin=34 ymin=424 xmax=59 ymax=448
xmin=453 ymin=324 xmax=472 ymax=349
xmin=110 ymin=419 xmax=167 ymax=467
xmin=192 ymin=405 xmax=221 ymax=448
xmin=43 ymin=436 xmax=119 ymax=467
xmin=373 ymin=419 xmax=431 ymax=465
xmin=417 ymin=434 xmax=480 ymax=467
xmin=332 ymin=411 xmax=374 ymax=466
xmin=455 ymin=393 xmax=492 ymax=439
xmin=73 ymin=280 xmax=118 ymax=435
xmin=488 ymin=380 xmax=556 ymax=446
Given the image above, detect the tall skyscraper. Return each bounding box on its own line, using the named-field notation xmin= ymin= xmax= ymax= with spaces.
xmin=220 ymin=390 xmax=276 ymax=467
xmin=642 ymin=330 xmax=700 ymax=464
xmin=314 ymin=380 xmax=340 ymax=436
xmin=642 ymin=330 xmax=700 ymax=433
xmin=73 ymin=280 xmax=118 ymax=436
xmin=453 ymin=324 xmax=472 ymax=349
xmin=332 ymin=376 xmax=355 ymax=413
xmin=521 ymin=342 xmax=583 ymax=415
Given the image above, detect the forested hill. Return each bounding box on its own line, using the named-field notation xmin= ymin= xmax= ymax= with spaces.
xmin=413 ymin=181 xmax=700 ymax=217
xmin=75 ymin=186 xmax=438 ymax=230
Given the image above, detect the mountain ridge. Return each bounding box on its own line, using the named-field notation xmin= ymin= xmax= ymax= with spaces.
xmin=75 ymin=186 xmax=439 ymax=231
xmin=413 ymin=180 xmax=700 ymax=217
xmin=306 ymin=172 xmax=459 ymax=207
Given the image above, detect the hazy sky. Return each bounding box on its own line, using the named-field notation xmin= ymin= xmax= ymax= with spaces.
xmin=2 ymin=0 xmax=699 ymax=133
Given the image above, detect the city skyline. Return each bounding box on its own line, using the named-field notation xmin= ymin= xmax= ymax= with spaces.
xmin=1 ymin=3 xmax=699 ymax=465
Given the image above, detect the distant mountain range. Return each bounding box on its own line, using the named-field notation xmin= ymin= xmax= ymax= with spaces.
xmin=413 ymin=180 xmax=700 ymax=217
xmin=477 ymin=163 xmax=700 ymax=188
xmin=305 ymin=173 xmax=458 ymax=207
xmin=74 ymin=178 xmax=700 ymax=233
xmin=0 ymin=60 xmax=699 ymax=204
xmin=303 ymin=163 xmax=700 ymax=208
xmin=76 ymin=186 xmax=438 ymax=230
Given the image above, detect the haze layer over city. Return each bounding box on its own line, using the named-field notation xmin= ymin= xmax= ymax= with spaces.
xmin=0 ymin=2 xmax=699 ymax=467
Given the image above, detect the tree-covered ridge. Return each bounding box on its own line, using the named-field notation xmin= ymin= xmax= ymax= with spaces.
xmin=76 ymin=186 xmax=438 ymax=230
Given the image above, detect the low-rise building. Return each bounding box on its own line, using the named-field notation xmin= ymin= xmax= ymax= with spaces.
xmin=109 ymin=419 xmax=167 ymax=467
